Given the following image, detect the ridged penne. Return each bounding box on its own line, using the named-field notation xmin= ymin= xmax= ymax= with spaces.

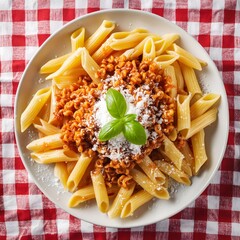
xmin=68 ymin=184 xmax=119 ymax=207
xmin=179 ymin=63 xmax=202 ymax=97
xmin=92 ymin=36 xmax=114 ymax=63
xmin=109 ymin=31 xmax=149 ymax=50
xmin=172 ymin=61 xmax=184 ymax=91
xmin=177 ymin=93 xmax=192 ymax=131
xmin=154 ymin=160 xmax=191 ymax=186
xmin=159 ymin=135 xmax=184 ymax=170
xmin=46 ymin=48 xmax=83 ymax=80
xmin=155 ymin=33 xmax=180 ymax=56
xmin=67 ymin=152 xmax=92 ymax=192
xmin=33 ymin=118 xmax=61 ymax=135
xmin=40 ymin=53 xmax=72 ymax=74
xmin=191 ymin=129 xmax=207 ymax=173
xmin=81 ymin=48 xmax=100 ymax=83
xmin=171 ymin=44 xmax=202 ymax=70
xmin=120 ymin=190 xmax=153 ymax=218
xmin=154 ymin=54 xmax=179 ymax=70
xmin=142 ymin=37 xmax=156 ymax=60
xmin=85 ymin=20 xmax=115 ymax=54
xmin=181 ymin=108 xmax=218 ymax=139
xmin=190 ymin=93 xmax=221 ymax=120
xmin=138 ymin=156 xmax=165 ymax=184
xmin=130 ymin=169 xmax=169 ymax=200
xmin=53 ymin=75 xmax=79 ymax=89
xmin=91 ymin=171 xmax=109 ymax=213
xmin=71 ymin=27 xmax=85 ymax=52
xmin=108 ymin=182 xmax=136 ymax=218
xmin=21 ymin=87 xmax=51 ymax=132
xmin=31 ymin=149 xmax=79 ymax=164
xmin=26 ymin=133 xmax=63 ymax=152
xmin=163 ymin=65 xmax=178 ymax=98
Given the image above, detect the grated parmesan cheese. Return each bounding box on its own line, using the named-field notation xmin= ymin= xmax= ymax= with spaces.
xmin=91 ymin=74 xmax=163 ymax=161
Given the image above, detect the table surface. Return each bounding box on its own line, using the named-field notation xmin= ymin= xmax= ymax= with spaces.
xmin=0 ymin=0 xmax=240 ymax=239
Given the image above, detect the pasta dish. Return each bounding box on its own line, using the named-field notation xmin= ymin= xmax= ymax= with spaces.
xmin=20 ymin=20 xmax=220 ymax=218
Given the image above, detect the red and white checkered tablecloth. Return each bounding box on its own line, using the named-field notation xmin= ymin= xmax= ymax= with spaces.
xmin=0 ymin=0 xmax=239 ymax=239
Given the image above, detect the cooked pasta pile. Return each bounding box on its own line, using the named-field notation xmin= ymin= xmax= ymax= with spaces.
xmin=20 ymin=20 xmax=220 ymax=218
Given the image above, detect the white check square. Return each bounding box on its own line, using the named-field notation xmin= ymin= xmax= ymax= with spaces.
xmin=5 ymin=221 xmax=19 ymax=236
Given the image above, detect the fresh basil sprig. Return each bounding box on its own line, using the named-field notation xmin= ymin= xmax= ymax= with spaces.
xmin=98 ymin=88 xmax=147 ymax=145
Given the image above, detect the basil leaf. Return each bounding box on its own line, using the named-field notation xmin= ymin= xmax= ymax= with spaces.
xmin=123 ymin=121 xmax=147 ymax=145
xmin=98 ymin=119 xmax=124 ymax=141
xmin=106 ymin=88 xmax=127 ymax=119
xmin=122 ymin=114 xmax=137 ymax=123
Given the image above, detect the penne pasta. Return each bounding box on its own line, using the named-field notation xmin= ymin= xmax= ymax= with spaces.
xmin=31 ymin=149 xmax=79 ymax=164
xmin=142 ymin=37 xmax=156 ymax=60
xmin=155 ymin=160 xmax=191 ymax=186
xmin=26 ymin=133 xmax=63 ymax=152
xmin=68 ymin=184 xmax=95 ymax=207
xmin=67 ymin=152 xmax=92 ymax=192
xmin=33 ymin=118 xmax=61 ymax=136
xmin=159 ymin=135 xmax=184 ymax=170
xmin=85 ymin=20 xmax=115 ymax=54
xmin=190 ymin=93 xmax=221 ymax=120
xmin=40 ymin=53 xmax=72 ymax=74
xmin=130 ymin=169 xmax=169 ymax=200
xmin=177 ymin=93 xmax=192 ymax=131
xmin=68 ymin=184 xmax=119 ymax=207
xmin=179 ymin=63 xmax=202 ymax=98
xmin=179 ymin=141 xmax=195 ymax=175
xmin=21 ymin=87 xmax=51 ymax=132
xmin=191 ymin=129 xmax=207 ymax=173
xmin=46 ymin=48 xmax=83 ymax=80
xmin=81 ymin=48 xmax=100 ymax=83
xmin=108 ymin=182 xmax=136 ymax=218
xmin=53 ymin=75 xmax=79 ymax=89
xmin=181 ymin=108 xmax=218 ymax=139
xmin=71 ymin=27 xmax=85 ymax=52
xmin=164 ymin=65 xmax=178 ymax=98
xmin=92 ymin=36 xmax=114 ymax=63
xmin=155 ymin=33 xmax=180 ymax=56
xmin=120 ymin=190 xmax=153 ymax=218
xmin=109 ymin=31 xmax=149 ymax=50
xmin=138 ymin=156 xmax=165 ymax=184
xmin=172 ymin=61 xmax=184 ymax=91
xmin=154 ymin=54 xmax=179 ymax=70
xmin=91 ymin=171 xmax=109 ymax=213
xmin=171 ymin=44 xmax=202 ymax=71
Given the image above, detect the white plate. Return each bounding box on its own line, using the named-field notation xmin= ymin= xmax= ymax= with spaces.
xmin=15 ymin=9 xmax=229 ymax=228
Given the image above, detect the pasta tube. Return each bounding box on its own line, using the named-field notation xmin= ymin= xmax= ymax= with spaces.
xmin=108 ymin=182 xmax=136 ymax=218
xmin=138 ymin=156 xmax=165 ymax=184
xmin=120 ymin=190 xmax=153 ymax=218
xmin=85 ymin=20 xmax=115 ymax=54
xmin=31 ymin=149 xmax=79 ymax=164
xmin=67 ymin=152 xmax=92 ymax=192
xmin=155 ymin=160 xmax=191 ymax=186
xmin=190 ymin=93 xmax=221 ymax=120
xmin=26 ymin=133 xmax=63 ymax=152
xmin=191 ymin=129 xmax=207 ymax=173
xmin=130 ymin=169 xmax=169 ymax=200
xmin=91 ymin=171 xmax=109 ymax=213
xmin=21 ymin=87 xmax=51 ymax=132
xmin=71 ymin=27 xmax=85 ymax=52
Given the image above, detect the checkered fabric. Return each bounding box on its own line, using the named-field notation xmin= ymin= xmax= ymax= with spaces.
xmin=0 ymin=0 xmax=240 ymax=239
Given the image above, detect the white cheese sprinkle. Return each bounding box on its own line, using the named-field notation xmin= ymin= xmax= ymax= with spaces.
xmin=92 ymin=74 xmax=163 ymax=161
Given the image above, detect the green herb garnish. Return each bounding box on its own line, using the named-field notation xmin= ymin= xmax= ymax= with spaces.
xmin=98 ymin=88 xmax=147 ymax=145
